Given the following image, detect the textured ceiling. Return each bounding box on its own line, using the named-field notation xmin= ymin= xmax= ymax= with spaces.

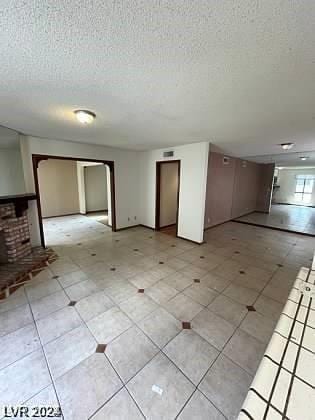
xmin=1 ymin=1 xmax=315 ymax=156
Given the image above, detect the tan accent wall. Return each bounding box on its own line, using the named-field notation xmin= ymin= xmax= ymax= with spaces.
xmin=38 ymin=159 xmax=80 ymax=218
xmin=204 ymin=152 xmax=274 ymax=228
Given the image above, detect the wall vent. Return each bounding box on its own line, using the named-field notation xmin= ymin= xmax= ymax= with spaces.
xmin=163 ymin=151 xmax=174 ymax=158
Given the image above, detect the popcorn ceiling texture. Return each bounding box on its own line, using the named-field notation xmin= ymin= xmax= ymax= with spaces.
xmin=0 ymin=1 xmax=314 ymax=154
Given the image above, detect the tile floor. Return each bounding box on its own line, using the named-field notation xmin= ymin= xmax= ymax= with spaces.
xmin=235 ymin=204 xmax=315 ymax=235
xmin=0 ymin=215 xmax=314 ymax=419
xmin=85 ymin=211 xmax=109 ymax=226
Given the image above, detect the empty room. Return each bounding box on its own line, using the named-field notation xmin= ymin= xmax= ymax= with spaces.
xmin=0 ymin=2 xmax=314 ymax=420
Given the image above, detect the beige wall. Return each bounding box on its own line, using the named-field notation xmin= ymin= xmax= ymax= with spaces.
xmin=160 ymin=162 xmax=179 ymax=227
xmin=274 ymin=168 xmax=315 ymax=206
xmin=38 ymin=159 xmax=80 ymax=218
xmin=85 ymin=165 xmax=108 ymax=212
xmin=0 ymin=148 xmax=25 ymax=195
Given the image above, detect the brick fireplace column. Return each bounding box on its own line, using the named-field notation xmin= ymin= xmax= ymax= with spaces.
xmin=0 ymin=202 xmax=32 ymax=264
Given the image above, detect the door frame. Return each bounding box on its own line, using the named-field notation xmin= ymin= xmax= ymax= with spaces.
xmin=32 ymin=154 xmax=117 ymax=248
xmin=155 ymin=160 xmax=181 ymax=235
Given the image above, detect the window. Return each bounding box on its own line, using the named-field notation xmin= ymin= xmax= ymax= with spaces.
xmin=295 ymin=175 xmax=314 ymax=204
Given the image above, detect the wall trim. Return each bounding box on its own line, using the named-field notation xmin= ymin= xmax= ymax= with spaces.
xmin=115 ymin=224 xmax=140 ymax=232
xmin=272 ymin=202 xmax=315 ymax=208
xmin=176 ymin=234 xmax=204 ymax=245
xmin=42 ymin=212 xmax=80 ymax=219
xmin=139 ymin=224 xmax=156 ymax=231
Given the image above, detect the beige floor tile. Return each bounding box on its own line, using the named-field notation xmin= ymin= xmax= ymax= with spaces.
xmin=223 ymin=283 xmax=259 ymax=305
xmin=91 ymin=388 xmax=143 ymax=420
xmin=177 ymin=390 xmax=225 ymax=420
xmin=65 ymin=279 xmax=100 ymax=302
xmin=0 ymin=287 xmax=28 ymax=314
xmin=44 ymin=325 xmax=96 ymax=379
xmin=179 ymin=264 xmax=208 ymax=280
xmin=0 ymin=304 xmax=33 ymax=338
xmin=87 ymin=306 xmax=133 ymax=343
xmin=208 ymin=294 xmax=247 ymax=326
xmin=104 ymin=281 xmax=138 ymax=304
xmin=145 ymin=281 xmax=178 ymax=304
xmin=164 ymin=330 xmax=219 ymax=385
xmin=58 ymin=270 xmax=89 ymax=288
xmin=137 ymin=308 xmax=182 ymax=348
xmin=25 ymin=385 xmax=62 ymax=419
xmin=55 ymin=354 xmax=122 ymax=420
xmin=31 ymin=290 xmax=70 ymax=320
xmin=254 ymin=294 xmax=284 ymax=321
xmin=106 ymin=326 xmax=159 ymax=383
xmin=0 ymin=324 xmax=40 ymax=370
xmin=128 ymin=272 xmax=160 ymax=289
xmin=0 ymin=349 xmax=51 ymax=408
xmin=240 ymin=312 xmax=275 ymax=344
xmin=192 ymin=309 xmax=235 ymax=350
xmin=200 ymin=272 xmax=231 ymax=292
xmin=26 ymin=278 xmax=62 ymax=302
xmin=75 ymin=291 xmax=114 ymax=322
xmin=119 ymin=294 xmax=158 ymax=322
xmin=163 ymin=272 xmax=193 ymax=291
xmin=36 ymin=306 xmax=82 ymax=344
xmin=199 ymin=354 xmax=252 ymax=420
xmin=163 ymin=293 xmax=203 ymax=321
xmin=127 ymin=353 xmax=194 ymax=419
xmin=223 ymin=328 xmax=266 ymax=375
xmin=183 ymin=283 xmax=218 ymax=306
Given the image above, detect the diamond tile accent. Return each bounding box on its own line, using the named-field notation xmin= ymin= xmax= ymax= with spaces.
xmin=95 ymin=344 xmax=107 ymax=353
xmin=68 ymin=300 xmax=77 ymax=306
xmin=1 ymin=215 xmax=309 ymax=420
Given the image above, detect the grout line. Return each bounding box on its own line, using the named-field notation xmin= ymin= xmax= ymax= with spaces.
xmin=24 ymin=288 xmax=64 ymax=418
xmin=2 ymin=220 xmax=312 ymax=419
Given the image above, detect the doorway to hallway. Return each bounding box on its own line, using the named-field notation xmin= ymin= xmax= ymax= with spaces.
xmin=155 ymin=160 xmax=180 ymax=236
xmin=32 ymin=154 xmax=116 ymax=248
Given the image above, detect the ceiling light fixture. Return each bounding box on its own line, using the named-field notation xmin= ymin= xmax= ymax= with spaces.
xmin=280 ymin=142 xmax=295 ymax=150
xmin=300 ymin=156 xmax=309 ymax=161
xmin=74 ymin=110 xmax=96 ymax=124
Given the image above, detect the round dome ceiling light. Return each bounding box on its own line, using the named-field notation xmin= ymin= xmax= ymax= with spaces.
xmin=74 ymin=110 xmax=96 ymax=124
xmin=280 ymin=142 xmax=295 ymax=150
xmin=300 ymin=156 xmax=309 ymax=161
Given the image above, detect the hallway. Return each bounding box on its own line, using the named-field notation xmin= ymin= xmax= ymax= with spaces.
xmin=235 ymin=204 xmax=315 ymax=235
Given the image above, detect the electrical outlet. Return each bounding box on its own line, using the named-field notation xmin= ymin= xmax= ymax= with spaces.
xmin=128 ymin=217 xmax=130 ymax=221
xmin=207 ymin=218 xmax=210 ymax=223
xmin=134 ymin=216 xmax=137 ymax=220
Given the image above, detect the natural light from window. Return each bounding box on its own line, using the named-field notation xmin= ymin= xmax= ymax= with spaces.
xmin=294 ymin=175 xmax=314 ymax=204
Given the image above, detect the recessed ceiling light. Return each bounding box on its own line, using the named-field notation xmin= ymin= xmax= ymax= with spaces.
xmin=280 ymin=142 xmax=295 ymax=150
xmin=74 ymin=110 xmax=96 ymax=124
xmin=300 ymin=156 xmax=309 ymax=161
